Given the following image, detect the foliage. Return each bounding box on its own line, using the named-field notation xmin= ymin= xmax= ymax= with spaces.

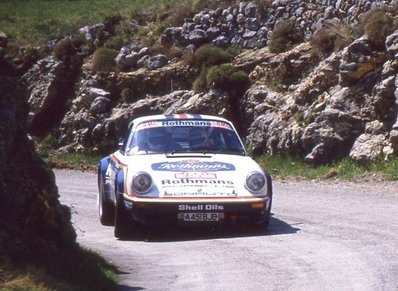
xmin=37 ymin=144 xmax=398 ymax=181
xmin=53 ymin=34 xmax=87 ymax=60
xmin=294 ymin=111 xmax=315 ymax=126
xmin=183 ymin=44 xmax=234 ymax=68
xmin=255 ymin=154 xmax=398 ymax=181
xmin=150 ymin=43 xmax=184 ymax=60
xmin=310 ymin=28 xmax=337 ymax=55
xmin=294 ymin=111 xmax=305 ymax=125
xmin=164 ymin=1 xmax=195 ymax=26
xmin=310 ymin=20 xmax=361 ymax=55
xmin=360 ymin=8 xmax=395 ymax=50
xmin=42 ymin=151 xmax=101 ymax=172
xmin=192 ymin=65 xmax=208 ymax=92
xmin=268 ymin=19 xmax=304 ymax=53
xmin=91 ymin=47 xmax=118 ymax=72
xmin=0 ymin=247 xmax=118 ymax=291
xmin=103 ymin=35 xmax=126 ymax=50
xmin=206 ymin=63 xmax=250 ymax=93
xmin=0 ymin=0 xmax=162 ymax=46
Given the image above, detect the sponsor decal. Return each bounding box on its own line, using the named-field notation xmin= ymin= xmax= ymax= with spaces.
xmin=161 ymin=178 xmax=236 ymax=197
xmin=175 ymin=172 xmax=217 ymax=179
xmin=162 ymin=178 xmax=234 ymax=186
xmin=137 ymin=119 xmax=232 ymax=131
xmin=161 ymin=120 xmax=232 ymax=129
xmin=137 ymin=121 xmax=162 ymax=130
xmin=162 ymin=120 xmax=211 ymax=127
xmin=164 ymin=191 xmax=236 ymax=197
xmin=178 ymin=204 xmax=224 ymax=211
xmin=152 ymin=161 xmax=235 ymax=172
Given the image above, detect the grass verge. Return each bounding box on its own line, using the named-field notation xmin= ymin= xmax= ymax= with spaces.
xmin=1 ymin=246 xmax=118 ymax=291
xmin=0 ymin=0 xmax=160 ymax=46
xmin=255 ymin=154 xmax=398 ymax=181
xmin=40 ymin=149 xmax=398 ymax=181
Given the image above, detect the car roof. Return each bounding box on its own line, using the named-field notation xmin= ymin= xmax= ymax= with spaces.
xmin=129 ymin=114 xmax=233 ymax=128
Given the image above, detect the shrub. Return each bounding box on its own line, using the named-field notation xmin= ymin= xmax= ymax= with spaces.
xmin=166 ymin=1 xmax=195 ymax=26
xmin=149 ymin=43 xmax=183 ymax=60
xmin=191 ymin=0 xmax=236 ymax=11
xmin=311 ymin=20 xmax=360 ymax=55
xmin=360 ymin=8 xmax=394 ymax=50
xmin=103 ymin=14 xmax=123 ymax=32
xmin=329 ymin=20 xmax=360 ymax=51
xmin=310 ymin=28 xmax=337 ymax=55
xmin=294 ymin=111 xmax=315 ymax=126
xmin=53 ymin=34 xmax=87 ymax=60
xmin=53 ymin=38 xmax=75 ymax=60
xmin=183 ymin=44 xmax=233 ymax=67
xmin=192 ymin=66 xmax=208 ymax=92
xmin=206 ymin=64 xmax=249 ymax=94
xmin=294 ymin=111 xmax=304 ymax=125
xmin=103 ymin=36 xmax=125 ymax=50
xmin=91 ymin=47 xmax=118 ymax=72
xmin=269 ymin=19 xmax=304 ymax=53
xmin=120 ymin=88 xmax=136 ymax=103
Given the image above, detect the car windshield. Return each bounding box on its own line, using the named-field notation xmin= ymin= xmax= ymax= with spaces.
xmin=125 ymin=119 xmax=246 ymax=156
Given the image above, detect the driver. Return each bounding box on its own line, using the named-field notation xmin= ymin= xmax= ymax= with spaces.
xmin=189 ymin=127 xmax=213 ymax=150
xmin=146 ymin=127 xmax=168 ymax=152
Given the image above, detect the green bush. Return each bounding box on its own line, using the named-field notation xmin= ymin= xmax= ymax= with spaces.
xmin=53 ymin=38 xmax=75 ymax=60
xmin=310 ymin=28 xmax=337 ymax=55
xmin=103 ymin=14 xmax=124 ymax=32
xmin=360 ymin=8 xmax=394 ymax=49
xmin=269 ymin=19 xmax=304 ymax=53
xmin=294 ymin=111 xmax=304 ymax=125
xmin=103 ymin=35 xmax=125 ymax=50
xmin=165 ymin=1 xmax=195 ymax=26
xmin=206 ymin=63 xmax=249 ymax=93
xmin=330 ymin=20 xmax=360 ymax=51
xmin=53 ymin=34 xmax=87 ymax=60
xmin=183 ymin=44 xmax=233 ymax=67
xmin=192 ymin=66 xmax=208 ymax=92
xmin=91 ymin=47 xmax=118 ymax=72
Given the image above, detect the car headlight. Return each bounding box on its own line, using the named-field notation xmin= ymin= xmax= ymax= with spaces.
xmin=246 ymin=172 xmax=266 ymax=193
xmin=132 ymin=172 xmax=152 ymax=194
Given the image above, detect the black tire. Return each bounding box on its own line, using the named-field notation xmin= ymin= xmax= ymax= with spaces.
xmin=98 ymin=175 xmax=115 ymax=226
xmin=256 ymin=175 xmax=273 ymax=231
xmin=258 ymin=206 xmax=271 ymax=230
xmin=253 ymin=193 xmax=272 ymax=232
xmin=114 ymin=194 xmax=132 ymax=239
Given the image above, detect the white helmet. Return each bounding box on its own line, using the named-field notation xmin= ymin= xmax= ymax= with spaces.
xmin=147 ymin=127 xmax=167 ymax=151
xmin=189 ymin=127 xmax=208 ymax=149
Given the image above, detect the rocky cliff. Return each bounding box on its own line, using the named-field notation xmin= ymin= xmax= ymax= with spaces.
xmin=0 ymin=54 xmax=76 ymax=263
xmin=4 ymin=0 xmax=398 ymax=165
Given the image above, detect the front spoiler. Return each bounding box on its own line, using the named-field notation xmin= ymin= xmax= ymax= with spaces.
xmin=122 ymin=196 xmax=271 ymax=227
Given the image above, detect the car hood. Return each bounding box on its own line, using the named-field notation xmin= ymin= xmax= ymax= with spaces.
xmin=115 ymin=152 xmax=266 ymax=199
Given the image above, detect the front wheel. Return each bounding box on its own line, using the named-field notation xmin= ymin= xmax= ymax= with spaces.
xmin=114 ymin=194 xmax=132 ymax=239
xmin=253 ymin=196 xmax=272 ymax=232
xmin=98 ymin=174 xmax=115 ymax=226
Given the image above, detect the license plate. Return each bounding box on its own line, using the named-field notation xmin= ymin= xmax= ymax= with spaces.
xmin=178 ymin=213 xmax=224 ymax=222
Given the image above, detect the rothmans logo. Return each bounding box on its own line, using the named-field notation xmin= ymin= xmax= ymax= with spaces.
xmin=151 ymin=161 xmax=235 ymax=172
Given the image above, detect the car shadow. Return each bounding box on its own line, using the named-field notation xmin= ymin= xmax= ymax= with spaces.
xmin=119 ymin=214 xmax=300 ymax=242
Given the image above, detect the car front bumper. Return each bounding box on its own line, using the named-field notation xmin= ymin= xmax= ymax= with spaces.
xmin=122 ymin=196 xmax=271 ymax=227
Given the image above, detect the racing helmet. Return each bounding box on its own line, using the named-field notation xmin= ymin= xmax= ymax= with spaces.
xmin=189 ymin=127 xmax=208 ymax=148
xmin=146 ymin=127 xmax=167 ymax=151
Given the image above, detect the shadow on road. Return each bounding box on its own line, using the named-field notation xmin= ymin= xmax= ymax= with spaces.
xmin=118 ymin=214 xmax=300 ymax=242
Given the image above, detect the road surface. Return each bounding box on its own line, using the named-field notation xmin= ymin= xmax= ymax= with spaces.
xmin=55 ymin=169 xmax=398 ymax=291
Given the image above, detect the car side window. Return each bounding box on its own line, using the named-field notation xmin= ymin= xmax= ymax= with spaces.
xmin=120 ymin=126 xmax=133 ymax=154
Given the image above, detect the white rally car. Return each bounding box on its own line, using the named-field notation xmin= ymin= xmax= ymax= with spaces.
xmin=97 ymin=114 xmax=272 ymax=239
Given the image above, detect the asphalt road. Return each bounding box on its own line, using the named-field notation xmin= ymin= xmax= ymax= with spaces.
xmin=55 ymin=169 xmax=398 ymax=291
